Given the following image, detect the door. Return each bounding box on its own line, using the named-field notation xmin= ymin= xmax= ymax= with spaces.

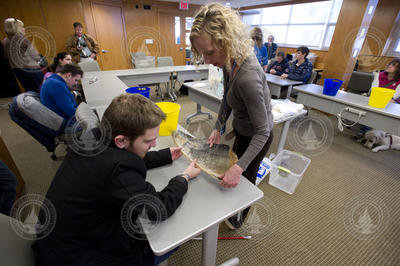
xmin=158 ymin=12 xmax=194 ymax=66
xmin=92 ymin=3 xmax=129 ymax=70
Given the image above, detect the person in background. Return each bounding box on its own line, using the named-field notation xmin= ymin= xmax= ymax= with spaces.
xmin=190 ymin=3 xmax=274 ymax=229
xmin=33 ymin=93 xmax=200 ymax=265
xmin=66 ymin=22 xmax=99 ymax=64
xmin=40 ymin=64 xmax=82 ymax=121
xmin=42 ymin=52 xmax=72 ymax=83
xmin=2 ymin=18 xmax=44 ymax=92
xmin=0 ymin=160 xmax=18 ymax=216
xmin=371 ymin=58 xmax=400 ymax=104
xmin=281 ymin=46 xmax=313 ymax=84
xmin=251 ymin=27 xmax=268 ymax=71
xmin=264 ymin=35 xmax=278 ymax=60
xmin=266 ymin=51 xmax=289 ymax=75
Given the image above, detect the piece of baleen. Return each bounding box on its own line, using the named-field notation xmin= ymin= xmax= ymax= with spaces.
xmin=173 ymin=130 xmax=238 ymax=179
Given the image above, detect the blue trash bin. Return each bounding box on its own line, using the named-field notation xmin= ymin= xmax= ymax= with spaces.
xmin=323 ymin=79 xmax=343 ymax=96
xmin=126 ymin=86 xmax=150 ymax=98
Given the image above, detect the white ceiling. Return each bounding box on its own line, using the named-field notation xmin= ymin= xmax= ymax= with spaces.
xmin=157 ymin=0 xmax=292 ymax=9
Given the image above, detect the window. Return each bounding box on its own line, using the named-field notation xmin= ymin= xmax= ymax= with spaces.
xmin=241 ymin=0 xmax=343 ymax=50
xmin=175 ymin=16 xmax=180 ymax=44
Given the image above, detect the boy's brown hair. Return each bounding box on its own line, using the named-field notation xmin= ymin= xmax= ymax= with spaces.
xmin=103 ymin=94 xmax=166 ymax=141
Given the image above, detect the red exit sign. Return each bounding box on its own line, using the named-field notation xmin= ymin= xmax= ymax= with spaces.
xmin=179 ymin=1 xmax=188 ymax=10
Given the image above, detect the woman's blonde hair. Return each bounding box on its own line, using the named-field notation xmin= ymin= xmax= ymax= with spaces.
xmin=251 ymin=27 xmax=263 ymax=48
xmin=189 ymin=3 xmax=253 ymax=70
xmin=4 ymin=18 xmax=24 ymax=37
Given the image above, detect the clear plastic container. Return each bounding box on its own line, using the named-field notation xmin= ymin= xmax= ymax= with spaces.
xmin=269 ymin=150 xmax=311 ymax=195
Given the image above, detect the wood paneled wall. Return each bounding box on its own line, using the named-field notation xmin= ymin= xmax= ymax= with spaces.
xmin=0 ymin=0 xmax=199 ymax=67
xmin=0 ymin=0 xmax=86 ymax=65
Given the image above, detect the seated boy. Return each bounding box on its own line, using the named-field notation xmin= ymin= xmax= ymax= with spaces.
xmin=266 ymin=51 xmax=289 ymax=75
xmin=33 ymin=94 xmax=201 ymax=265
xmin=281 ymin=46 xmax=313 ymax=84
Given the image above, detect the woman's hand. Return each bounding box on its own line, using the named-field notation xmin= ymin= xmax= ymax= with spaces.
xmin=170 ymin=147 xmax=182 ymax=160
xmin=281 ymin=73 xmax=288 ymax=79
xmin=219 ymin=164 xmax=244 ymax=188
xmin=207 ymin=129 xmax=221 ymax=148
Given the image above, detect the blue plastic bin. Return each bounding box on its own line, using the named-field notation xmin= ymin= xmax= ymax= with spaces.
xmin=126 ymin=86 xmax=150 ymax=98
xmin=323 ymin=79 xmax=343 ymax=96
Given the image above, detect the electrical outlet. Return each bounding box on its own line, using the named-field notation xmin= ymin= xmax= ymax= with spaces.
xmin=345 ymin=107 xmax=366 ymax=116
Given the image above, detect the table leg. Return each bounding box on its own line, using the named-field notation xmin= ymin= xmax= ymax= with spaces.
xmin=186 ymin=103 xmax=213 ymax=124
xmin=170 ymin=73 xmax=177 ymax=101
xmin=277 ymin=120 xmax=291 ymax=154
xmin=286 ymin=85 xmax=293 ymax=99
xmin=202 ymin=224 xmax=219 ymax=266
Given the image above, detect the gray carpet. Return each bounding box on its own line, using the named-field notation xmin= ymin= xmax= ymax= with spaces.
xmin=1 ymin=89 xmax=399 ymax=265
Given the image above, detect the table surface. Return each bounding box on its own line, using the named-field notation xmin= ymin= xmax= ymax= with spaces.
xmin=184 ymin=81 xmax=307 ymax=124
xmin=82 ymin=65 xmax=209 ymax=107
xmin=265 ymin=73 xmax=304 ymax=86
xmin=294 ymin=84 xmax=400 ymax=119
xmin=144 ymin=133 xmax=264 ymax=255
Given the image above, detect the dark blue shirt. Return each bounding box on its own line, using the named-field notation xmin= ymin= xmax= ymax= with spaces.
xmin=288 ymin=58 xmax=313 ymax=83
xmin=266 ymin=58 xmax=289 ymax=76
xmin=40 ymin=74 xmax=77 ymax=120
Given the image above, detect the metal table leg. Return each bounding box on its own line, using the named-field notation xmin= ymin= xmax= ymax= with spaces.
xmin=169 ymin=73 xmax=177 ymax=101
xmin=186 ymin=103 xmax=213 ymax=124
xmin=277 ymin=119 xmax=291 ymax=154
xmin=202 ymin=224 xmax=219 ymax=266
xmin=286 ymin=85 xmax=293 ymax=99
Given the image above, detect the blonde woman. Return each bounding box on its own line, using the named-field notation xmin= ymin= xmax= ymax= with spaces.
xmin=2 ymin=18 xmax=43 ymax=91
xmin=190 ymin=3 xmax=273 ymax=229
xmin=251 ymin=27 xmax=268 ymax=70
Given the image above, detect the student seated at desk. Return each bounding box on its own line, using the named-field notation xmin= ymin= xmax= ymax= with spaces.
xmin=33 ymin=94 xmax=200 ymax=266
xmin=281 ymin=46 xmax=313 ymax=84
xmin=40 ymin=64 xmax=82 ymax=121
xmin=266 ymin=51 xmax=289 ymax=75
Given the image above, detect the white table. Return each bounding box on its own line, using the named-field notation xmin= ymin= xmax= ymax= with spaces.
xmin=81 ymin=65 xmax=209 ymax=107
xmin=145 ymin=135 xmax=264 ymax=266
xmin=0 ymin=213 xmax=35 ymax=266
xmin=294 ymin=84 xmax=400 ymax=135
xmin=184 ymin=81 xmax=307 ymax=154
xmin=265 ymin=73 xmax=304 ymax=99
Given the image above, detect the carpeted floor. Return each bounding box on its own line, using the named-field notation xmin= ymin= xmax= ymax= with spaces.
xmin=1 ymin=88 xmax=399 ymax=265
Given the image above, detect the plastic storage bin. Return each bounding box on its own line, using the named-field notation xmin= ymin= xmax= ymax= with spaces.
xmin=323 ymin=78 xmax=343 ymax=96
xmin=269 ymin=150 xmax=311 ymax=195
xmin=156 ymin=102 xmax=181 ymax=136
xmin=368 ymin=87 xmax=395 ymax=108
xmin=126 ymin=87 xmax=150 ymax=98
